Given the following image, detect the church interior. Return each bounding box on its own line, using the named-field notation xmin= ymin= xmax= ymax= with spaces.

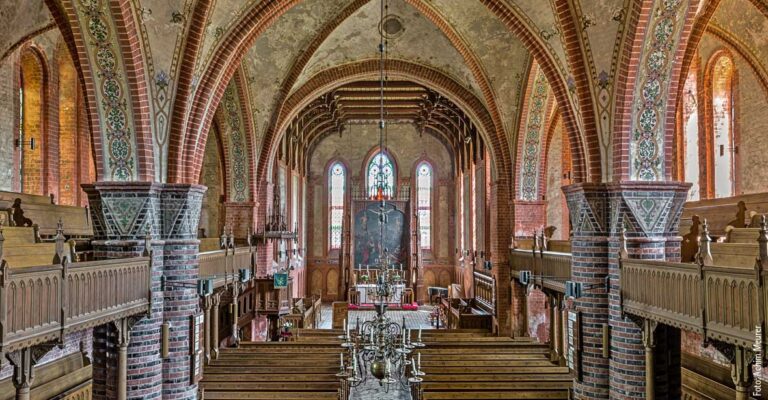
xmin=0 ymin=0 xmax=766 ymax=399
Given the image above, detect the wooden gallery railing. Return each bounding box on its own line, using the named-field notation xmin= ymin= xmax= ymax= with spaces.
xmin=509 ymin=238 xmax=572 ymax=294
xmin=197 ymin=234 xmax=258 ymax=350
xmin=619 ymin=221 xmax=767 ymax=400
xmin=472 ymin=271 xmax=495 ymax=314
xmin=0 ymin=227 xmax=152 ymax=400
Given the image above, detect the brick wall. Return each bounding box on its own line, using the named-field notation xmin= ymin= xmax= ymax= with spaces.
xmin=20 ymin=49 xmax=44 ymax=195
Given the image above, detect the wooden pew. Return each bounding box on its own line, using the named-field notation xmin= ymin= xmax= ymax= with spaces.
xmin=0 ymin=352 xmax=91 ymax=400
xmin=680 ymin=192 xmax=768 ymax=237
xmin=416 ymin=330 xmax=571 ymax=399
xmin=0 ymin=190 xmax=92 ymax=238
xmin=0 ymin=226 xmax=76 ymax=268
xmin=200 ymin=336 xmax=341 ymax=400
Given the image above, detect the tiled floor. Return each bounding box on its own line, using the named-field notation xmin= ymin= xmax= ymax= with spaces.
xmin=317 ymin=304 xmax=435 ymax=330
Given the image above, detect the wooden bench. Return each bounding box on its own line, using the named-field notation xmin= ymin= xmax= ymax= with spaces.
xmin=200 ymin=336 xmax=341 ymax=400
xmin=416 ymin=330 xmax=571 ymax=399
xmin=0 ymin=190 xmax=92 ymax=238
xmin=1 ymin=225 xmax=77 ymax=268
xmin=0 ymin=352 xmax=91 ymax=400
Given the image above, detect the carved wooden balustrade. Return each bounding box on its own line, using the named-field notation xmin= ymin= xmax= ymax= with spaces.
xmin=472 ymin=271 xmax=495 ymax=314
xmin=198 ymin=237 xmax=255 ymax=290
xmin=619 ymin=223 xmax=767 ymax=351
xmin=509 ymin=237 xmax=572 ymax=293
xmin=0 ymin=255 xmax=152 ymax=355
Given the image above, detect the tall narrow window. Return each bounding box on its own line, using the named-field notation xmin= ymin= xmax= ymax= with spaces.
xmin=367 ymin=151 xmax=395 ymax=199
xmin=682 ymin=70 xmax=700 ymax=200
xmin=329 ymin=162 xmax=346 ymax=250
xmin=711 ymin=55 xmax=735 ymax=198
xmin=416 ymin=162 xmax=432 ymax=250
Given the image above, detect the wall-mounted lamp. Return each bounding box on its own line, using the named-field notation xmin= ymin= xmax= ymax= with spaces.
xmin=14 ymin=137 xmax=35 ymax=150
xmin=238 ymin=268 xmax=251 ymax=283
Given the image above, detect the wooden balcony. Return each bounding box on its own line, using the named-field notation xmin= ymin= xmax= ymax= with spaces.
xmin=198 ymin=245 xmax=255 ymax=290
xmin=509 ymin=247 xmax=571 ymax=293
xmin=0 ymin=255 xmax=152 ymax=354
xmin=620 ymin=254 xmax=765 ymax=349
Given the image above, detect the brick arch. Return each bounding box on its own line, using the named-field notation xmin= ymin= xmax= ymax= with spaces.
xmin=170 ymin=0 xmax=590 ymax=185
xmin=263 ymin=60 xmax=509 ymax=191
xmin=44 ymin=0 xmax=154 ymax=181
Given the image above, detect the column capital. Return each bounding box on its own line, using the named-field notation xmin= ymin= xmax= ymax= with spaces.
xmin=563 ymin=181 xmax=690 ymax=237
xmin=83 ymin=182 xmax=206 ymax=240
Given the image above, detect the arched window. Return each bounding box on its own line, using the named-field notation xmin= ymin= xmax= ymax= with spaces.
xmin=416 ymin=162 xmax=432 ymax=250
xmin=328 ymin=162 xmax=346 ymax=250
xmin=711 ymin=54 xmax=735 ymax=198
xmin=19 ymin=49 xmax=46 ymax=195
xmin=367 ymin=151 xmax=395 ymax=199
xmin=682 ymin=69 xmax=700 ymax=201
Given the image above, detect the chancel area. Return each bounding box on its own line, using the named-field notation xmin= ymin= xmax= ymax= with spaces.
xmin=0 ymin=0 xmax=767 ymax=399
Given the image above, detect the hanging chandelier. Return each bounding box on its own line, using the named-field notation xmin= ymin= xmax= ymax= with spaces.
xmin=335 ymin=0 xmax=426 ymax=394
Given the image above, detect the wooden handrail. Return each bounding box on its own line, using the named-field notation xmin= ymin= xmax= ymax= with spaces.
xmin=472 ymin=271 xmax=495 ymax=314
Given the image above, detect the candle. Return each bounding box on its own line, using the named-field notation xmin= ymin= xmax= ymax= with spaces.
xmin=417 ymin=353 xmax=421 ymax=371
xmin=402 ymin=330 xmax=406 ymax=345
xmin=340 ymin=353 xmax=344 ymax=367
xmin=343 ymin=319 xmax=347 ymax=335
xmin=411 ymin=357 xmax=417 ymax=374
xmin=418 ymin=328 xmax=422 ymax=342
xmin=406 ymin=329 xmax=410 ymax=345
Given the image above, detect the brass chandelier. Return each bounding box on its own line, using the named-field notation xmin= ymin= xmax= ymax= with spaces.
xmin=335 ymin=0 xmax=426 ymax=394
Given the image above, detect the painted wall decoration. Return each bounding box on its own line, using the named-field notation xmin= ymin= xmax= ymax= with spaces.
xmin=520 ymin=68 xmax=550 ymax=200
xmin=75 ymin=0 xmax=139 ymax=180
xmin=353 ymin=201 xmax=408 ymax=267
xmin=630 ymin=0 xmax=688 ymax=181
xmin=222 ymin=81 xmax=249 ymax=201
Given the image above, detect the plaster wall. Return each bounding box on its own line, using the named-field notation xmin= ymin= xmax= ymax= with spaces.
xmin=306 ymin=123 xmax=455 ymax=300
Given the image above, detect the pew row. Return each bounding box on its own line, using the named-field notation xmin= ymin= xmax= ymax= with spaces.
xmin=0 ymin=352 xmax=91 ymax=400
xmin=0 ymin=191 xmax=92 ymax=238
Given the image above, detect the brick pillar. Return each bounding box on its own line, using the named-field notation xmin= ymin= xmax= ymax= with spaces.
xmin=513 ymin=200 xmax=547 ymax=238
xmin=84 ymin=182 xmax=206 ymax=400
xmin=563 ymin=182 xmax=689 ymax=400
xmin=510 ymin=280 xmax=528 ymax=337
xmin=223 ymin=202 xmax=256 ymax=239
xmin=255 ymin=181 xmax=274 ymax=276
xmin=489 ymin=180 xmax=512 ymax=336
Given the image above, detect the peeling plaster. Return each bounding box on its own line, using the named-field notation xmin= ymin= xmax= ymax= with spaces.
xmin=293 ymin=0 xmax=482 ymax=99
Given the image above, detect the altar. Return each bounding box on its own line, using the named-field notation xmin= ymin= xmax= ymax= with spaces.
xmin=355 ymin=283 xmax=405 ymax=304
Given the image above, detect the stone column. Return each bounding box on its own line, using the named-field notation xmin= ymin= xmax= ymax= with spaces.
xmin=211 ymin=292 xmax=221 ymax=359
xmin=113 ymin=318 xmax=136 ymax=400
xmin=641 ymin=319 xmax=657 ymax=400
xmin=548 ymin=294 xmax=558 ymax=362
xmin=84 ymin=182 xmax=206 ymax=400
xmin=203 ymin=295 xmax=212 ymax=363
xmin=6 ymin=344 xmax=55 ymax=400
xmin=563 ymin=182 xmax=689 ymax=400
xmin=510 ymin=280 xmax=528 ymax=337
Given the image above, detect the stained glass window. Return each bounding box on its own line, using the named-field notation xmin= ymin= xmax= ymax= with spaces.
xmin=367 ymin=151 xmax=395 ymax=199
xmin=329 ymin=162 xmax=346 ymax=249
xmin=416 ymin=162 xmax=432 ymax=249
